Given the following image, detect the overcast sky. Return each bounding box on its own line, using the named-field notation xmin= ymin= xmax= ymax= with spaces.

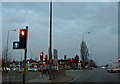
xmin=1 ymin=1 xmax=118 ymax=65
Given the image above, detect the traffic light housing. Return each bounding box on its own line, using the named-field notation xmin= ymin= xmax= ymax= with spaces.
xmin=19 ymin=29 xmax=28 ymax=49
xmin=40 ymin=52 xmax=43 ymax=61
xmin=45 ymin=55 xmax=47 ymax=63
xmin=118 ymin=58 xmax=120 ymax=62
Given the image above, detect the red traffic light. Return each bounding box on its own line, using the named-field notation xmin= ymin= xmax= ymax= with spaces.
xmin=40 ymin=51 xmax=44 ymax=61
xmin=118 ymin=58 xmax=120 ymax=62
xmin=40 ymin=53 xmax=43 ymax=56
xmin=40 ymin=52 xmax=43 ymax=56
xmin=19 ymin=29 xmax=28 ymax=49
xmin=19 ymin=29 xmax=27 ymax=36
xmin=20 ymin=30 xmax=25 ymax=35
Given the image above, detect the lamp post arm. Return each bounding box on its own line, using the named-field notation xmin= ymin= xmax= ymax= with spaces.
xmin=82 ymin=33 xmax=84 ymax=41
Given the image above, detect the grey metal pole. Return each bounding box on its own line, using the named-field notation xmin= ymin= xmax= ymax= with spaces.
xmin=6 ymin=30 xmax=9 ymax=69
xmin=82 ymin=33 xmax=84 ymax=42
xmin=82 ymin=32 xmax=90 ymax=42
xmin=90 ymin=45 xmax=94 ymax=60
xmin=90 ymin=47 xmax=92 ymax=60
xmin=49 ymin=0 xmax=52 ymax=80
xmin=6 ymin=30 xmax=16 ymax=69
xmin=23 ymin=26 xmax=28 ymax=84
xmin=29 ymin=50 xmax=32 ymax=59
xmin=30 ymin=51 xmax=32 ymax=59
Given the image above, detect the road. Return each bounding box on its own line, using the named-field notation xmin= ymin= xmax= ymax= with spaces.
xmin=68 ymin=68 xmax=120 ymax=83
xmin=1 ymin=68 xmax=120 ymax=83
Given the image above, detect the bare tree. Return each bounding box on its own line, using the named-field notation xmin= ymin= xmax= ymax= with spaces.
xmin=2 ymin=47 xmax=12 ymax=68
xmin=80 ymin=41 xmax=89 ymax=69
xmin=74 ymin=54 xmax=79 ymax=68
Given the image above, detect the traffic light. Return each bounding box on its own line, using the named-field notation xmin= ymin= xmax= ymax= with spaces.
xmin=64 ymin=55 xmax=66 ymax=60
xmin=40 ymin=51 xmax=43 ymax=61
xmin=45 ymin=55 xmax=47 ymax=63
xmin=118 ymin=58 xmax=120 ymax=62
xmin=19 ymin=29 xmax=28 ymax=49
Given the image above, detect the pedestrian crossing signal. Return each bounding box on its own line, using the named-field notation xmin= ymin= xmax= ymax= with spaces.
xmin=13 ymin=42 xmax=20 ymax=49
xmin=13 ymin=41 xmax=27 ymax=49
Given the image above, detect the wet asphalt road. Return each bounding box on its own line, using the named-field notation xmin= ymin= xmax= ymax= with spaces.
xmin=69 ymin=68 xmax=120 ymax=83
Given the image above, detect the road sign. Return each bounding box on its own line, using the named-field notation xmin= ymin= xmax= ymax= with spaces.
xmin=54 ymin=49 xmax=58 ymax=65
xmin=54 ymin=49 xmax=58 ymax=59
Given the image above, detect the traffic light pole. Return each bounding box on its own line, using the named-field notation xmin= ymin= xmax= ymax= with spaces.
xmin=23 ymin=26 xmax=28 ymax=84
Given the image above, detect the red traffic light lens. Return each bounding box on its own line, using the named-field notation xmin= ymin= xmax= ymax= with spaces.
xmin=118 ymin=58 xmax=120 ymax=62
xmin=40 ymin=53 xmax=43 ymax=56
xmin=21 ymin=31 xmax=25 ymax=35
xmin=19 ymin=29 xmax=27 ymax=36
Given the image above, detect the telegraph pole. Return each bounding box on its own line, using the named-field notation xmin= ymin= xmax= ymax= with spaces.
xmin=49 ymin=0 xmax=52 ymax=80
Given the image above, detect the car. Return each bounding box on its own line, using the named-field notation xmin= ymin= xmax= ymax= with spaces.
xmin=19 ymin=68 xmax=30 ymax=73
xmin=18 ymin=68 xmax=24 ymax=73
xmin=37 ymin=67 xmax=43 ymax=72
xmin=32 ymin=67 xmax=38 ymax=72
xmin=42 ymin=65 xmax=48 ymax=73
xmin=101 ymin=66 xmax=106 ymax=69
xmin=2 ymin=67 xmax=10 ymax=72
xmin=0 ymin=68 xmax=2 ymax=71
xmin=107 ymin=62 xmax=120 ymax=73
xmin=28 ymin=68 xmax=32 ymax=71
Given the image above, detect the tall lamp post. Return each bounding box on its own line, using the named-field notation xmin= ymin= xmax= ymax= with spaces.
xmin=28 ymin=50 xmax=32 ymax=59
xmin=49 ymin=0 xmax=52 ymax=80
xmin=6 ymin=29 xmax=17 ymax=68
xmin=82 ymin=32 xmax=90 ymax=42
xmin=89 ymin=45 xmax=94 ymax=60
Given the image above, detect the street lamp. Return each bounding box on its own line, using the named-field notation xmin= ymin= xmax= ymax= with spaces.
xmin=28 ymin=50 xmax=32 ymax=59
xmin=89 ymin=45 xmax=94 ymax=60
xmin=49 ymin=0 xmax=52 ymax=80
xmin=82 ymin=32 xmax=90 ymax=41
xmin=6 ymin=29 xmax=17 ymax=68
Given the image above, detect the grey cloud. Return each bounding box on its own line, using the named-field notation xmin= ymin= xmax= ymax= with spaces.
xmin=2 ymin=2 xmax=118 ymax=65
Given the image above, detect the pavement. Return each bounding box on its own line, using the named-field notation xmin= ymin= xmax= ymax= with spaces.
xmin=26 ymin=70 xmax=74 ymax=83
xmin=1 ymin=69 xmax=90 ymax=83
xmin=26 ymin=69 xmax=88 ymax=83
xmin=26 ymin=75 xmax=74 ymax=83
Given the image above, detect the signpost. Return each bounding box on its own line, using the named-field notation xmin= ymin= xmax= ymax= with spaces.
xmin=54 ymin=49 xmax=58 ymax=65
xmin=54 ymin=49 xmax=58 ymax=59
xmin=54 ymin=49 xmax=58 ymax=70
